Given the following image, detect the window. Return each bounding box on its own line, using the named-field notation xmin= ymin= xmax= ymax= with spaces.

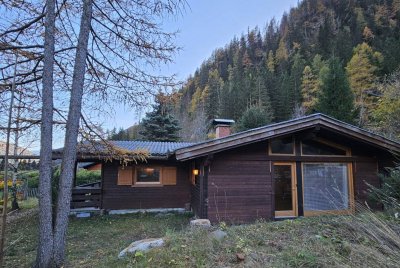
xmin=269 ymin=136 xmax=294 ymax=155
xmin=136 ymin=167 xmax=161 ymax=184
xmin=117 ymin=166 xmax=177 ymax=186
xmin=301 ymin=139 xmax=349 ymax=156
xmin=302 ymin=163 xmax=353 ymax=215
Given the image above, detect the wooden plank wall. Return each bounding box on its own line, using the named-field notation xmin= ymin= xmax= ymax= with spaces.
xmin=101 ymin=161 xmax=191 ymax=210
xmin=207 ymin=142 xmax=273 ymax=223
xmin=353 ymin=159 xmax=380 ymax=209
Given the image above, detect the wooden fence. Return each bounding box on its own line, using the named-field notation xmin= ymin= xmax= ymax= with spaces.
xmin=27 ymin=188 xmax=39 ymax=198
xmin=71 ymin=187 xmax=101 ymax=209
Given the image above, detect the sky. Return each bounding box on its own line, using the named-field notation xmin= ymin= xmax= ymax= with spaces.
xmin=6 ymin=0 xmax=300 ymax=152
xmin=108 ymin=0 xmax=300 ymax=130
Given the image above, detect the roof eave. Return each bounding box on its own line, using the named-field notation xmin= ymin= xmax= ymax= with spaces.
xmin=175 ymin=115 xmax=400 ymax=161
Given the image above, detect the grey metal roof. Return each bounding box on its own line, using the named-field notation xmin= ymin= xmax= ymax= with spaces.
xmin=109 ymin=140 xmax=194 ymax=156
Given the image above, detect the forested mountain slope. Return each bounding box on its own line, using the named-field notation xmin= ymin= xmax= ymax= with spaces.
xmin=173 ymin=0 xmax=400 ymax=141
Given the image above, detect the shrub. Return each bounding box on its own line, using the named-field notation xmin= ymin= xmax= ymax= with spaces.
xmin=75 ymin=169 xmax=101 ymax=185
xmin=368 ymin=165 xmax=400 ymax=211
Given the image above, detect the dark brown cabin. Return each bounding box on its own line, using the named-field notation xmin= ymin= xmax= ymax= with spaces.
xmin=74 ymin=114 xmax=400 ymax=223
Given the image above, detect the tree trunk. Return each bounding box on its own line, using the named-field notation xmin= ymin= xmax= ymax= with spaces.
xmin=0 ymin=54 xmax=18 ymax=268
xmin=52 ymin=0 xmax=92 ymax=266
xmin=35 ymin=0 xmax=56 ymax=267
xmin=11 ymin=98 xmax=21 ymax=211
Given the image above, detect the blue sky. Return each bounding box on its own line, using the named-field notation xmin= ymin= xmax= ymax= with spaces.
xmin=102 ymin=0 xmax=299 ymax=130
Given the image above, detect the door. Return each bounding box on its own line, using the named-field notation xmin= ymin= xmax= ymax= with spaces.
xmin=273 ymin=162 xmax=297 ymax=217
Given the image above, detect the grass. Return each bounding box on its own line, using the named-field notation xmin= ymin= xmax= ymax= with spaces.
xmin=18 ymin=198 xmax=38 ymax=209
xmin=5 ymin=212 xmax=191 ymax=267
xmin=4 ymin=210 xmax=400 ymax=267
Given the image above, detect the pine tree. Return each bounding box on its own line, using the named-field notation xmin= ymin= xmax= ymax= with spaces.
xmin=266 ymin=50 xmax=276 ymax=73
xmin=290 ymin=51 xmax=306 ymax=109
xmin=301 ymin=55 xmax=328 ymax=114
xmin=301 ymin=65 xmax=319 ymax=113
xmin=140 ymin=93 xmax=181 ymax=141
xmin=346 ymin=42 xmax=383 ymax=126
xmin=317 ymin=57 xmax=355 ymax=123
xmin=235 ymin=106 xmax=273 ymax=132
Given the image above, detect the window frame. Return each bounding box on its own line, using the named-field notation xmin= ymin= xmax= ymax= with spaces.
xmin=134 ymin=166 xmax=163 ymax=186
xmin=268 ymin=136 xmax=295 ymax=156
xmin=300 ymin=138 xmax=351 ymax=157
xmin=301 ymin=162 xmax=354 ymax=216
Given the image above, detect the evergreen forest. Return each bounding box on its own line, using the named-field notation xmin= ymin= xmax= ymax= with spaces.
xmin=170 ymin=0 xmax=400 ymax=141
xmin=110 ymin=0 xmax=400 ymax=142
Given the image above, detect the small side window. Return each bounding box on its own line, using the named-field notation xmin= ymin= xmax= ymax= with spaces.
xmin=269 ymin=137 xmax=294 ymax=155
xmin=301 ymin=139 xmax=348 ymax=156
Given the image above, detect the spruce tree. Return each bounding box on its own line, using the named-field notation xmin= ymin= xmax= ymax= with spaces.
xmin=317 ymin=57 xmax=355 ymax=123
xmin=140 ymin=94 xmax=181 ymax=142
xmin=235 ymin=105 xmax=273 ymax=132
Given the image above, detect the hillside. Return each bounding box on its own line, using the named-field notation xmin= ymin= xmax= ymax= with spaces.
xmin=173 ymin=0 xmax=400 ymax=141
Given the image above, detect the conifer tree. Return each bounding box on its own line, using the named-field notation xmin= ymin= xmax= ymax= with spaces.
xmin=266 ymin=50 xmax=276 ymax=73
xmin=301 ymin=55 xmax=328 ymax=114
xmin=235 ymin=106 xmax=273 ymax=132
xmin=301 ymin=65 xmax=319 ymax=113
xmin=346 ymin=42 xmax=383 ymax=126
xmin=140 ymin=93 xmax=181 ymax=142
xmin=317 ymin=57 xmax=355 ymax=123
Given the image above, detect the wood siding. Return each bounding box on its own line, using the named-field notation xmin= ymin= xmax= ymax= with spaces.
xmin=354 ymin=159 xmax=380 ymax=209
xmin=101 ymin=160 xmax=191 ymax=210
xmin=205 ymin=136 xmax=395 ymax=223
xmin=207 ymin=142 xmax=273 ymax=223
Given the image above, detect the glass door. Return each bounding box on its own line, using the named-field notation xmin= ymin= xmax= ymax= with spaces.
xmin=273 ymin=162 xmax=297 ymax=217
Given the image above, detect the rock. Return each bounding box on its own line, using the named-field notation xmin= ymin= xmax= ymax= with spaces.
xmin=190 ymin=219 xmax=211 ymax=228
xmin=209 ymin=229 xmax=227 ymax=241
xmin=118 ymin=238 xmax=164 ymax=258
xmin=236 ymin=253 xmax=245 ymax=262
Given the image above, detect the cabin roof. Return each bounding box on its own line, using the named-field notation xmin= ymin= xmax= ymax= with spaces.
xmin=109 ymin=140 xmax=194 ymax=157
xmin=53 ymin=140 xmax=194 ymax=160
xmin=175 ymin=113 xmax=400 ymax=160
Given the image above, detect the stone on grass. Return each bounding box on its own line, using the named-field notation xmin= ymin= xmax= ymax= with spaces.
xmin=190 ymin=219 xmax=211 ymax=228
xmin=209 ymin=229 xmax=227 ymax=241
xmin=118 ymin=238 xmax=164 ymax=258
xmin=236 ymin=253 xmax=245 ymax=262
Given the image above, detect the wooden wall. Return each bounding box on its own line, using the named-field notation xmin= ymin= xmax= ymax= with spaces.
xmin=101 ymin=160 xmax=191 ymax=210
xmin=205 ymin=136 xmax=395 ymax=223
xmin=207 ymin=142 xmax=273 ymax=223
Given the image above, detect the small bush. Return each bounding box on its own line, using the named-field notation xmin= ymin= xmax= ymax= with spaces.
xmin=368 ymin=165 xmax=400 ymax=211
xmin=75 ymin=169 xmax=101 ymax=185
xmin=18 ymin=170 xmax=39 ymax=188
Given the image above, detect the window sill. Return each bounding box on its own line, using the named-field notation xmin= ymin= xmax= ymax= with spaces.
xmin=132 ymin=183 xmax=163 ymax=188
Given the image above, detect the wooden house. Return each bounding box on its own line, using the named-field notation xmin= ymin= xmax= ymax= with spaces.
xmin=74 ymin=114 xmax=400 ymax=223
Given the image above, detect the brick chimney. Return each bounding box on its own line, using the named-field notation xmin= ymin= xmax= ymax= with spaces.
xmin=212 ymin=119 xmax=235 ymax=138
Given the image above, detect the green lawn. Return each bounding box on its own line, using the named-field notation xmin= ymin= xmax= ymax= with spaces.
xmin=5 ymin=209 xmax=400 ymax=267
